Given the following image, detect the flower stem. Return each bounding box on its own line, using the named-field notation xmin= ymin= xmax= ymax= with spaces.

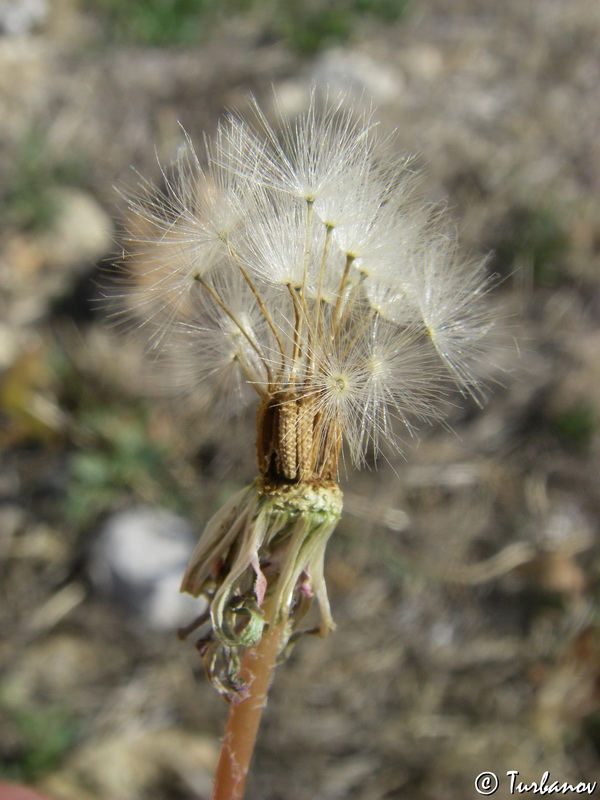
xmin=210 ymin=615 xmax=285 ymax=800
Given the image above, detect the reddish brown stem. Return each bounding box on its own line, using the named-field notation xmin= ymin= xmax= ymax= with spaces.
xmin=210 ymin=619 xmax=284 ymax=800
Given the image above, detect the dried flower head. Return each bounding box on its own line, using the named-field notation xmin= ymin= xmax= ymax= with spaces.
xmin=116 ymin=93 xmax=494 ymax=698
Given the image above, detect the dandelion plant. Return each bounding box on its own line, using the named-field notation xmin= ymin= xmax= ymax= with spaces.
xmin=117 ymin=92 xmax=492 ymax=800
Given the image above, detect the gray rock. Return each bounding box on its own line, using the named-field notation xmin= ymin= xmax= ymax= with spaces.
xmin=38 ymin=187 xmax=114 ymax=273
xmin=311 ymin=48 xmax=405 ymax=105
xmin=272 ymin=48 xmax=404 ymax=121
xmin=89 ymin=507 xmax=203 ymax=631
xmin=0 ymin=0 xmax=48 ymax=36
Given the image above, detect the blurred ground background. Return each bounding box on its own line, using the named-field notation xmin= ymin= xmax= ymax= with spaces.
xmin=1 ymin=1 xmax=600 ymax=798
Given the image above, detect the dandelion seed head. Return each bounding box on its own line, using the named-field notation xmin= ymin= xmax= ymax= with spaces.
xmin=122 ymin=93 xmax=505 ymax=697
xmin=116 ymin=91 xmax=496 ymax=475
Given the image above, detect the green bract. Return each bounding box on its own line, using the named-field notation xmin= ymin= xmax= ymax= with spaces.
xmin=180 ymin=481 xmax=342 ymax=698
